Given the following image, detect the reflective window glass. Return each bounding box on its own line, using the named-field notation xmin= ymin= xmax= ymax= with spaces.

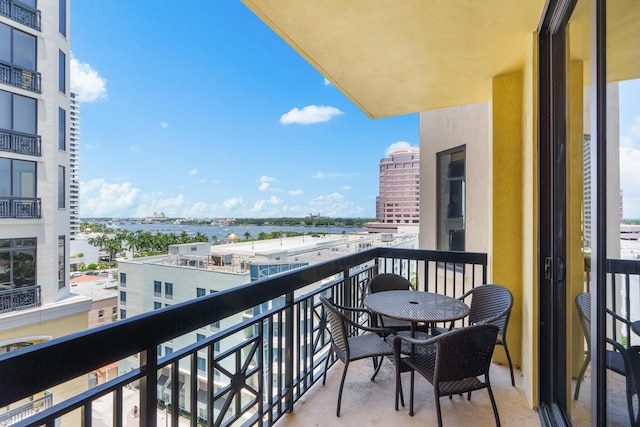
xmin=59 ymin=0 xmax=66 ymax=36
xmin=12 ymin=30 xmax=36 ymax=70
xmin=58 ymin=108 xmax=65 ymax=150
xmin=12 ymin=94 xmax=36 ymax=134
xmin=58 ymin=166 xmax=65 ymax=208
xmin=58 ymin=50 xmax=65 ymax=93
xmin=0 ymin=90 xmax=10 ymax=129
xmin=0 ymin=23 xmax=10 ymax=63
xmin=0 ymin=158 xmax=9 ymax=197
xmin=12 ymin=160 xmax=35 ymax=197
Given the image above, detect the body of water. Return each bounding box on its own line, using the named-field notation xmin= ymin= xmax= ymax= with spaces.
xmin=112 ymin=223 xmax=364 ymax=240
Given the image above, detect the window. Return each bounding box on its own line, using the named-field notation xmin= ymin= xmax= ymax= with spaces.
xmin=0 ymin=238 xmax=36 ymax=288
xmin=165 ymin=346 xmax=173 ymax=355
xmin=0 ymin=158 xmax=36 ymax=198
xmin=98 ymin=309 xmax=104 ymax=318
xmin=165 ymin=282 xmax=173 ymax=298
xmin=59 ymin=0 xmax=67 ymax=36
xmin=210 ymin=320 xmax=220 ymax=330
xmin=58 ymin=50 xmax=66 ymax=93
xmin=0 ymin=23 xmax=37 ymax=71
xmin=153 ymin=280 xmax=161 ymax=295
xmin=58 ymin=165 xmax=65 ymax=208
xmin=58 ymin=108 xmax=65 ymax=150
xmin=119 ymin=272 xmax=126 ymax=285
xmin=120 ymin=309 xmax=126 ymax=319
xmin=197 ymin=356 xmax=206 ymax=371
xmin=214 ymin=341 xmax=220 ymax=353
xmin=196 ymin=287 xmax=205 ymax=297
xmin=197 ymin=333 xmax=205 ymax=341
xmin=0 ymin=90 xmax=37 ymax=134
xmin=119 ymin=291 xmax=126 ymax=304
xmin=57 ymin=235 xmax=65 ymax=289
xmin=112 ymin=307 xmax=117 ymax=315
xmin=437 ymin=146 xmax=465 ymax=251
xmin=154 ymin=302 xmax=161 ymax=310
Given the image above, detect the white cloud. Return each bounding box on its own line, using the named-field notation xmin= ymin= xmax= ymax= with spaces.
xmin=308 ymin=192 xmax=364 ymax=217
xmin=258 ymin=176 xmax=282 ymax=192
xmin=130 ymin=145 xmax=141 ymax=152
xmin=70 ymin=54 xmax=107 ymax=103
xmin=324 ymin=78 xmax=332 ymax=86
xmin=223 ymin=197 xmax=243 ymax=209
xmin=251 ymin=196 xmax=283 ymax=214
xmin=161 ymin=122 xmax=169 ymax=128
xmin=80 ymin=179 xmax=140 ymax=217
xmin=385 ymin=141 xmax=417 ymax=156
xmin=188 ymin=169 xmax=198 ymax=176
xmin=340 ymin=185 xmax=352 ymax=191
xmin=280 ymin=105 xmax=343 ymax=125
xmin=312 ymin=171 xmax=360 ymax=180
xmin=289 ymin=189 xmax=304 ymax=196
xmin=212 ymin=179 xmax=221 ymax=184
xmin=199 ymin=179 xmax=205 ymax=183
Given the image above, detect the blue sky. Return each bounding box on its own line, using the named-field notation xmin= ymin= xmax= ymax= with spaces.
xmin=70 ymin=2 xmax=418 ymax=219
xmin=71 ymin=3 xmax=640 ymax=220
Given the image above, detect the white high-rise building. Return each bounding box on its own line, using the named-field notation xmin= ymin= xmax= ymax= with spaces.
xmin=69 ymin=91 xmax=79 ymax=239
xmin=0 ymin=0 xmax=90 ymax=362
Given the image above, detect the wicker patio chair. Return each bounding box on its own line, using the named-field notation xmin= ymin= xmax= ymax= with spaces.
xmin=433 ymin=284 xmax=515 ymax=386
xmin=365 ymin=273 xmax=416 ymax=332
xmin=320 ymin=295 xmax=396 ymax=417
xmin=607 ymin=338 xmax=640 ymax=426
xmin=393 ymin=324 xmax=501 ymax=426
xmin=574 ymin=292 xmax=628 ymax=400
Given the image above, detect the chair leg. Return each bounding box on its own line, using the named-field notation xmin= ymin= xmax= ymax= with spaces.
xmin=573 ymin=354 xmax=590 ymax=400
xmin=371 ymin=356 xmax=384 ymax=381
xmin=336 ymin=360 xmax=350 ymax=417
xmin=435 ymin=392 xmax=443 ymax=427
xmin=395 ymin=361 xmax=402 ymax=410
xmin=323 ymin=348 xmax=333 ymax=386
xmin=486 ymin=381 xmax=501 ymax=427
xmin=409 ymin=370 xmax=416 ymax=416
xmin=501 ymin=341 xmax=516 ymax=387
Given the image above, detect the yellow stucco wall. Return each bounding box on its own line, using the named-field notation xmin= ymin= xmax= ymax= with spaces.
xmin=0 ymin=312 xmax=89 ymax=419
xmin=519 ymin=32 xmax=539 ymax=408
xmin=491 ymin=71 xmax=524 ymax=373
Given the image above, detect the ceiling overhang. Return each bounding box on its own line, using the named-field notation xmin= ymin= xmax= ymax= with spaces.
xmin=242 ymin=0 xmax=546 ymax=118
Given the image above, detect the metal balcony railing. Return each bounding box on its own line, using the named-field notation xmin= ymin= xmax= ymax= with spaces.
xmin=0 ymin=197 xmax=42 ymax=219
xmin=0 ymin=129 xmax=42 ymax=156
xmin=0 ymin=61 xmax=41 ymax=93
xmin=0 ymin=285 xmax=41 ymax=314
xmin=0 ymin=391 xmax=51 ymax=426
xmin=605 ymin=258 xmax=640 ymax=345
xmin=0 ymin=248 xmax=487 ymax=426
xmin=0 ymin=0 xmax=41 ymax=31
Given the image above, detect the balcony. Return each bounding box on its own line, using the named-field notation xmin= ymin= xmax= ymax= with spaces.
xmin=0 ymin=247 xmax=636 ymax=426
xmin=0 ymin=0 xmax=41 ymax=31
xmin=0 ymin=196 xmax=41 ymax=219
xmin=0 ymin=61 xmax=41 ymax=93
xmin=0 ymin=391 xmax=51 ymax=426
xmin=0 ymin=285 xmax=41 ymax=314
xmin=0 ymin=129 xmax=42 ymax=157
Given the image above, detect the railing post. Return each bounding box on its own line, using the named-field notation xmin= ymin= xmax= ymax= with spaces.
xmin=139 ymin=349 xmax=158 ymax=426
xmin=284 ymin=291 xmax=294 ymax=413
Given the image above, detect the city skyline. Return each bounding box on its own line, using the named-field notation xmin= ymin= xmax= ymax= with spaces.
xmin=70 ymin=2 xmax=418 ymax=219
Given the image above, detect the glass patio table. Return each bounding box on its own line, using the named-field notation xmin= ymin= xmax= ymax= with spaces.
xmin=363 ymin=290 xmax=470 ymax=336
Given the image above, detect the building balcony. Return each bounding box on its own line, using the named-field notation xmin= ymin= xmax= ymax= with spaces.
xmin=0 ymin=129 xmax=42 ymax=157
xmin=0 ymin=391 xmax=52 ymax=425
xmin=0 ymin=0 xmax=41 ymax=31
xmin=0 ymin=61 xmax=41 ymax=93
xmin=0 ymin=285 xmax=41 ymax=314
xmin=0 ymin=248 xmax=635 ymax=426
xmin=0 ymin=196 xmax=41 ymax=219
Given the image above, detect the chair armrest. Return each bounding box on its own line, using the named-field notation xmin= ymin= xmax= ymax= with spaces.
xmin=606 ymin=308 xmax=633 ymax=326
xmin=335 ymin=309 xmax=397 ymax=337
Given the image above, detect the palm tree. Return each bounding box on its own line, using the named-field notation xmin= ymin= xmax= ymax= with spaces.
xmin=243 ymin=231 xmax=252 ymax=241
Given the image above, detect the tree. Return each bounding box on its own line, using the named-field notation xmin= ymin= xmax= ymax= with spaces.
xmin=243 ymin=231 xmax=252 ymax=241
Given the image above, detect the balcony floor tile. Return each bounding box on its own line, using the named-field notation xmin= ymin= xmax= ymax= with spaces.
xmin=277 ymin=359 xmax=538 ymax=426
